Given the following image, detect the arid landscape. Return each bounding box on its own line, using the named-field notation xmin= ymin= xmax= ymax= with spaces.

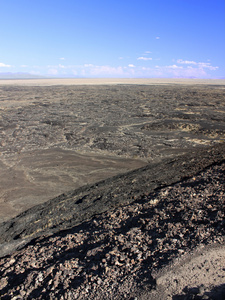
xmin=0 ymin=79 xmax=225 ymax=299
xmin=0 ymin=79 xmax=225 ymax=222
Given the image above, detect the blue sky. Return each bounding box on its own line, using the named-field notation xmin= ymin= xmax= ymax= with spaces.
xmin=0 ymin=0 xmax=224 ymax=78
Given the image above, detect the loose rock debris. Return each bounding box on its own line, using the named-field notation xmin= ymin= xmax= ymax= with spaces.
xmin=0 ymin=161 xmax=224 ymax=299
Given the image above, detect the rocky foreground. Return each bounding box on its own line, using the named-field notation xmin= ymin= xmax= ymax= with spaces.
xmin=0 ymin=143 xmax=225 ymax=299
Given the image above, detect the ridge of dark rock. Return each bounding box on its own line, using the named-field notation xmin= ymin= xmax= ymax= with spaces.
xmin=0 ymin=142 xmax=224 ymax=258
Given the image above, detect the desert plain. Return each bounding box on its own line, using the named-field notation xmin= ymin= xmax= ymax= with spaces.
xmin=0 ymin=79 xmax=225 ymax=222
xmin=0 ymin=79 xmax=225 ymax=299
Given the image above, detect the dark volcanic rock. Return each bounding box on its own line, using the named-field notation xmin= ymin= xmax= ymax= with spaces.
xmin=0 ymin=142 xmax=224 ymax=258
xmin=1 ymin=84 xmax=225 ymax=222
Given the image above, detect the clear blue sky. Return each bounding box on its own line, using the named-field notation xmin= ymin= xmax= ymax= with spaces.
xmin=0 ymin=0 xmax=224 ymax=78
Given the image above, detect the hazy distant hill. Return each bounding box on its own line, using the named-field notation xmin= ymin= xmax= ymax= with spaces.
xmin=0 ymin=72 xmax=46 ymax=79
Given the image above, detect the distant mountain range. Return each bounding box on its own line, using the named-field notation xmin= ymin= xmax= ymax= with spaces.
xmin=0 ymin=72 xmax=46 ymax=79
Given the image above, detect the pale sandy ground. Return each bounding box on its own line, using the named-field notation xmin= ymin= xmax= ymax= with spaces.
xmin=146 ymin=244 xmax=225 ymax=299
xmin=0 ymin=78 xmax=225 ymax=86
xmin=0 ymin=149 xmax=146 ymax=222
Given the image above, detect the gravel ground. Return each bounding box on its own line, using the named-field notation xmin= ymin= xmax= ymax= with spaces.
xmin=0 ymin=161 xmax=224 ymax=299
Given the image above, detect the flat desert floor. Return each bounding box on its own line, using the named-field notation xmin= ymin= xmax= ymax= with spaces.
xmin=0 ymin=79 xmax=225 ymax=222
xmin=0 ymin=78 xmax=225 ymax=86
